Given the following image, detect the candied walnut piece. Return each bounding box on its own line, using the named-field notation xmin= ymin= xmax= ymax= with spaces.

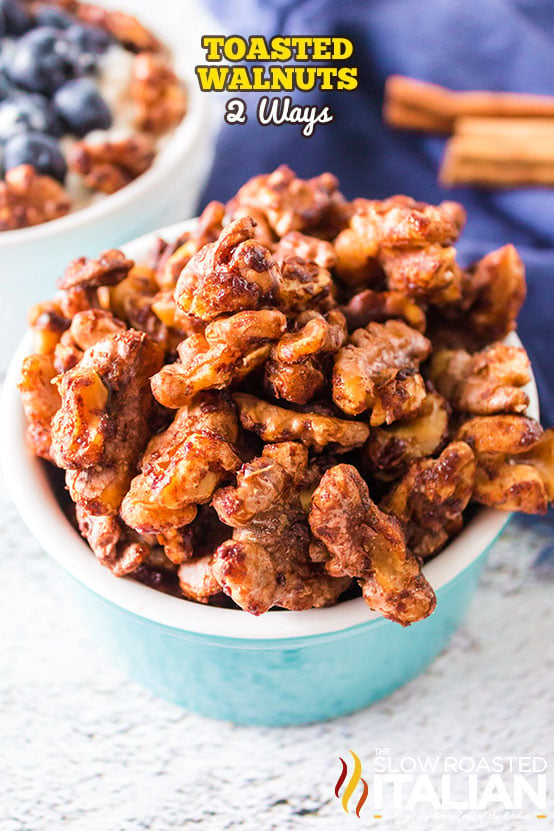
xmin=53 ymin=309 xmax=127 ymax=372
xmin=381 ymin=442 xmax=476 ymax=560
xmin=19 ymin=354 xmax=61 ymax=461
xmin=382 ymin=244 xmax=463 ymax=305
xmin=234 ymin=392 xmax=369 ymax=452
xmin=334 ymin=195 xmax=462 ymax=289
xmin=178 ymin=555 xmax=222 ymax=603
xmin=430 ymin=342 xmax=530 ymax=415
xmin=212 ymin=443 xmax=351 ymax=614
xmin=341 ymin=288 xmax=426 ymax=333
xmin=57 ymin=249 xmax=134 ymax=291
xmin=273 ymin=231 xmax=338 ymax=270
xmin=28 ymin=301 xmax=70 ymax=355
xmin=456 ymin=416 xmax=552 ymax=514
xmin=332 ymin=320 xmax=431 ymax=424
xmin=175 ymin=218 xmax=279 ymax=322
xmin=77 ymin=3 xmax=161 ymax=51
xmin=131 ymin=53 xmax=187 ymax=134
xmin=155 ymin=202 xmax=225 ymax=290
xmin=227 ymin=164 xmax=347 ymax=238
xmin=151 ymin=310 xmax=286 ymax=408
xmin=51 ymin=331 xmax=164 ymax=515
xmin=365 ymin=390 xmax=450 ymax=479
xmin=69 ymin=135 xmax=156 ymax=195
xmin=465 ymin=244 xmax=526 ymax=342
xmin=275 ymin=256 xmax=335 ymax=317
xmin=265 ymin=309 xmax=347 ymax=405
xmin=76 ymin=505 xmax=152 ymax=577
xmin=121 ymin=393 xmax=241 ymax=560
xmin=309 ymin=464 xmax=436 ymax=625
xmin=0 ymin=164 xmax=70 ymax=230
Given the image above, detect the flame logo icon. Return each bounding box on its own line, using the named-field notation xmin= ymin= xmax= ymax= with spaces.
xmin=335 ymin=750 xmax=369 ymax=817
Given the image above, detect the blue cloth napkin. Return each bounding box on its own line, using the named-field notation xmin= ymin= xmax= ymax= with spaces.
xmin=202 ymin=0 xmax=554 ymax=425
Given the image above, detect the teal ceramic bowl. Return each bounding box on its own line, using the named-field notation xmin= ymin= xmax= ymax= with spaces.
xmin=0 ymin=223 xmax=539 ymax=727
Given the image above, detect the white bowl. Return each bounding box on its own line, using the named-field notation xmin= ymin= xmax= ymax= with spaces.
xmin=0 ymin=0 xmax=214 ymax=371
xmin=0 ymin=218 xmax=541 ymax=724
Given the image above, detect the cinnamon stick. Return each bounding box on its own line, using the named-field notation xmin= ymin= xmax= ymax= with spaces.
xmin=440 ymin=117 xmax=554 ymax=187
xmin=384 ymin=76 xmax=554 ymax=134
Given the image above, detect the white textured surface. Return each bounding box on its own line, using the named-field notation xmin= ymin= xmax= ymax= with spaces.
xmin=1 ymin=460 xmax=553 ymax=830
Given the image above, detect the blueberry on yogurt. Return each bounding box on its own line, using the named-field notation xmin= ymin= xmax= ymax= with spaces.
xmin=54 ymin=77 xmax=112 ymax=137
xmin=8 ymin=27 xmax=81 ymax=95
xmin=33 ymin=5 xmax=74 ymax=30
xmin=65 ymin=23 xmax=113 ymax=55
xmin=0 ymin=0 xmax=33 ymax=37
xmin=0 ymin=92 xmax=63 ymax=141
xmin=3 ymin=130 xmax=67 ymax=182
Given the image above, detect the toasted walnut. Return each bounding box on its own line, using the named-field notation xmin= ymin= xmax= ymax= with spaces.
xmin=334 ymin=195 xmax=462 ymax=288
xmin=151 ymin=310 xmax=286 ymax=408
xmin=131 ymin=53 xmax=187 ymax=134
xmin=275 ymin=256 xmax=335 ymax=317
xmin=69 ymin=135 xmax=156 ymax=195
xmin=19 ymin=354 xmax=61 ymax=461
xmin=264 ymin=309 xmax=347 ymax=404
xmin=53 ymin=309 xmax=127 ymax=372
xmin=365 ymin=390 xmax=450 ymax=479
xmin=0 ymin=164 xmax=70 ymax=230
xmin=234 ymin=392 xmax=369 ymax=452
xmin=332 ymin=320 xmax=431 ymax=424
xmin=381 ymin=442 xmax=476 ymax=559
xmin=430 ymin=342 xmax=530 ymax=415
xmin=77 ymin=3 xmax=161 ymax=51
xmin=309 ymin=464 xmax=436 ymax=625
xmin=274 ymin=231 xmax=338 ymax=269
xmin=154 ymin=202 xmax=225 ymax=290
xmin=175 ymin=218 xmax=279 ymax=321
xmin=465 ymin=245 xmax=526 ymax=343
xmin=382 ymin=244 xmax=463 ymax=305
xmin=212 ymin=443 xmax=351 ymax=614
xmin=58 ymin=249 xmax=134 ymax=291
xmin=456 ymin=416 xmax=552 ymax=514
xmin=178 ymin=555 xmax=222 ymax=603
xmin=50 ymin=331 xmax=163 ymax=515
xmin=28 ymin=302 xmax=70 ymax=355
xmin=121 ymin=392 xmax=240 ymax=561
xmin=76 ymin=504 xmax=152 ymax=576
xmin=340 ymin=288 xmax=426 ymax=333
xmin=227 ymin=165 xmax=348 ymax=238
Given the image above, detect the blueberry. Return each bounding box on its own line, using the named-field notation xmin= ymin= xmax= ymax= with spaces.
xmin=65 ymin=23 xmax=112 ymax=55
xmin=8 ymin=27 xmax=81 ymax=95
xmin=33 ymin=5 xmax=74 ymax=30
xmin=0 ymin=69 xmax=12 ymax=101
xmin=53 ymin=77 xmax=111 ymax=137
xmin=0 ymin=92 xmax=63 ymax=141
xmin=3 ymin=130 xmax=67 ymax=181
xmin=0 ymin=0 xmax=33 ymax=37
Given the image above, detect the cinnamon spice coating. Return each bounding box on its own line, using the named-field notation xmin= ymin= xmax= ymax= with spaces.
xmin=19 ymin=166 xmax=549 ymax=622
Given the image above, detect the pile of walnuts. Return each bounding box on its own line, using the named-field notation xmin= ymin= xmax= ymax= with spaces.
xmin=19 ymin=166 xmax=554 ymax=625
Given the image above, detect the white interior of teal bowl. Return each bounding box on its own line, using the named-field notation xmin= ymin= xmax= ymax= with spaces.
xmin=0 ymin=220 xmax=540 ymax=639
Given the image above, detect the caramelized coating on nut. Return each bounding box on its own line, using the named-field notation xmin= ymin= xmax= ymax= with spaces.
xmin=235 ymin=392 xmax=369 ymax=452
xmin=175 ymin=218 xmax=279 ymax=321
xmin=51 ymin=331 xmax=164 ymax=515
xmin=275 ymin=256 xmax=335 ymax=317
xmin=364 ymin=390 xmax=450 ymax=479
xmin=178 ymin=555 xmax=222 ymax=603
xmin=332 ymin=320 xmax=431 ymax=424
xmin=309 ymin=464 xmax=436 ymax=625
xmin=381 ymin=442 xmax=476 ymax=559
xmin=273 ymin=230 xmax=338 ymax=270
xmin=76 ymin=505 xmax=152 ymax=577
xmin=430 ymin=342 xmax=530 ymax=415
xmin=265 ymin=309 xmax=347 ymax=404
xmin=341 ymin=288 xmax=427 ymax=333
xmin=227 ymin=164 xmax=348 ymax=239
xmin=154 ymin=202 xmax=225 ymax=291
xmin=131 ymin=53 xmax=187 ymax=134
xmin=462 ymin=245 xmax=526 ymax=343
xmin=151 ymin=310 xmax=286 ymax=408
xmin=456 ymin=416 xmax=553 ymax=514
xmin=19 ymin=354 xmax=61 ymax=461
xmin=212 ymin=443 xmax=351 ymax=614
xmin=57 ymin=249 xmax=134 ymax=291
xmin=69 ymin=135 xmax=156 ymax=195
xmin=0 ymin=164 xmax=70 ymax=230
xmin=53 ymin=309 xmax=127 ymax=372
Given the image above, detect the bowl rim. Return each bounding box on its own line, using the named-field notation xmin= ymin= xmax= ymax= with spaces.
xmin=0 ymin=219 xmax=539 ymax=640
xmin=0 ymin=58 xmax=207 ymax=247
